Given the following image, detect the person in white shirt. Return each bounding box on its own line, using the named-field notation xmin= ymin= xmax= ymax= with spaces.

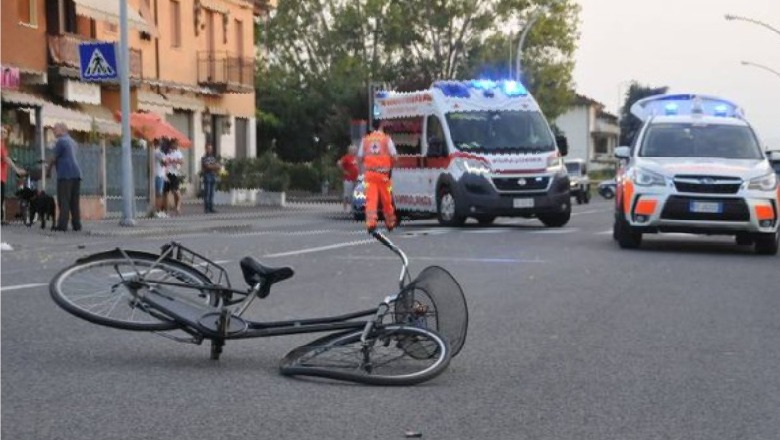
xmin=153 ymin=140 xmax=168 ymax=218
xmin=163 ymin=139 xmax=184 ymax=215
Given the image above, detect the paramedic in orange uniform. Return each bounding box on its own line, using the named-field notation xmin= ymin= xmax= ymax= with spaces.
xmin=358 ymin=119 xmax=398 ymax=231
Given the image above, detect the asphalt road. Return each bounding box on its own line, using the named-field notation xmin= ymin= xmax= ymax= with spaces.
xmin=2 ymin=199 xmax=779 ymax=440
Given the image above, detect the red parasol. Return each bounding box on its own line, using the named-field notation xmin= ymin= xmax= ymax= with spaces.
xmin=115 ymin=111 xmax=193 ymax=148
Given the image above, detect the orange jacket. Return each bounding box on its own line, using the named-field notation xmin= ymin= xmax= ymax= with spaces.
xmin=361 ymin=131 xmax=393 ymax=171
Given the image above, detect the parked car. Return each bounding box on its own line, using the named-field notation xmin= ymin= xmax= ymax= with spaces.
xmin=565 ymin=159 xmax=590 ymax=204
xmin=597 ymin=179 xmax=616 ymax=199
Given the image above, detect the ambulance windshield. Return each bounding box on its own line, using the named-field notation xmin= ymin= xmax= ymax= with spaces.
xmin=446 ymin=110 xmax=555 ymax=153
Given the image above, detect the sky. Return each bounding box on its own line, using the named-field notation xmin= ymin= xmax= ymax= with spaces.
xmin=572 ymin=0 xmax=780 ymax=147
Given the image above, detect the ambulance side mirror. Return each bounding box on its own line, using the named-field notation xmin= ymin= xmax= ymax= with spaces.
xmin=427 ymin=137 xmax=445 ymax=157
xmin=555 ymin=135 xmax=569 ymax=157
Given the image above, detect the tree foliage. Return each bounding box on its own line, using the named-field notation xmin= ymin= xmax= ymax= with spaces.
xmin=256 ymin=0 xmax=580 ymax=162
xmin=619 ymin=82 xmax=669 ymax=146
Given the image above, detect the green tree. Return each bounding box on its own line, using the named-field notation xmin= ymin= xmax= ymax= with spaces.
xmin=256 ymin=0 xmax=581 ymax=161
xmin=619 ymin=82 xmax=669 ymax=146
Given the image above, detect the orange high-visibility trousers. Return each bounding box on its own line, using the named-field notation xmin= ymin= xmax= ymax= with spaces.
xmin=364 ymin=171 xmax=396 ymax=231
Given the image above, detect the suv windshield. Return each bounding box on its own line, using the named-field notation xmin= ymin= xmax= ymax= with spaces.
xmin=639 ymin=123 xmax=763 ymax=159
xmin=446 ymin=110 xmax=555 ymax=153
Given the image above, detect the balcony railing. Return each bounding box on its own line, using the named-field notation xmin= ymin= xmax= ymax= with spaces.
xmin=197 ymin=51 xmax=254 ymax=93
xmin=48 ymin=34 xmax=142 ymax=79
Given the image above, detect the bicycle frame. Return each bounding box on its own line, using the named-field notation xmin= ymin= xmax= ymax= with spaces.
xmin=120 ymin=230 xmax=410 ymax=344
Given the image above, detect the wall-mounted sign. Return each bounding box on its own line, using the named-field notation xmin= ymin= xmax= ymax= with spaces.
xmin=63 ymin=79 xmax=101 ymax=104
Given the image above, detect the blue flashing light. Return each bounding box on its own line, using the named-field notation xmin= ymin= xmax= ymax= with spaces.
xmin=501 ymin=80 xmax=528 ymax=97
xmin=470 ymin=79 xmax=496 ymax=90
xmin=664 ymin=103 xmax=679 ymax=115
xmin=433 ymin=81 xmax=471 ymax=98
xmin=375 ymin=91 xmax=389 ymax=99
xmin=713 ymin=104 xmax=729 ymax=116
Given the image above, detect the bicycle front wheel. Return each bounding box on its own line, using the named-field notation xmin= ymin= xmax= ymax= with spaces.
xmin=50 ymin=250 xmax=216 ymax=331
xmin=280 ymin=324 xmax=451 ymax=386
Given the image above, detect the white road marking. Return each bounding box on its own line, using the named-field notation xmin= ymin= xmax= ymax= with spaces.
xmin=0 ymin=283 xmax=47 ymax=292
xmin=336 ymin=255 xmax=545 ymax=264
xmin=263 ymin=239 xmax=374 ymax=258
xmin=596 ymin=229 xmax=613 ymax=235
xmin=529 ymin=228 xmax=579 ymax=234
xmin=463 ymin=229 xmax=507 ymax=234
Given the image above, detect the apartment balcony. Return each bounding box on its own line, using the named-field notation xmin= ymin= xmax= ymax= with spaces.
xmin=197 ymin=51 xmax=254 ymax=93
xmin=48 ymin=34 xmax=142 ymax=81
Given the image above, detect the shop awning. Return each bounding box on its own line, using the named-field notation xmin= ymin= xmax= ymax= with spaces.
xmin=1 ymin=90 xmax=46 ymax=108
xmin=73 ymin=0 xmax=151 ymax=33
xmin=116 ymin=111 xmax=193 ymax=147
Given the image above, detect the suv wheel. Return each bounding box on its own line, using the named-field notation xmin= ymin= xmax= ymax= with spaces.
xmin=614 ymin=212 xmax=642 ymax=249
xmin=754 ymin=232 xmax=779 ymax=255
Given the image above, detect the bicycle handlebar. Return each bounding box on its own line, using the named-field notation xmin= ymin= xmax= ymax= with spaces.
xmin=370 ymin=230 xmax=410 ymax=289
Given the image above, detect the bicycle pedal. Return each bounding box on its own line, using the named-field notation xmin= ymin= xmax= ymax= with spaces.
xmin=152 ymin=331 xmax=203 ymax=345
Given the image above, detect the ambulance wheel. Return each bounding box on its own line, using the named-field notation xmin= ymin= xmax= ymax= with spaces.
xmin=538 ymin=209 xmax=570 ymax=228
xmin=476 ymin=215 xmax=496 ymax=225
xmin=575 ymin=192 xmax=583 ymax=205
xmin=614 ymin=213 xmax=642 ymax=249
xmin=583 ymin=188 xmax=591 ymax=204
xmin=353 ymin=212 xmax=365 ymax=222
xmin=437 ymin=187 xmax=465 ymax=227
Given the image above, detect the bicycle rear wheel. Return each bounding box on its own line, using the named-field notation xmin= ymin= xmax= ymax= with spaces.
xmin=280 ymin=324 xmax=451 ymax=386
xmin=50 ymin=250 xmax=216 ymax=331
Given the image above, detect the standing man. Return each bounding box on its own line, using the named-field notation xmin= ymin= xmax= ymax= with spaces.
xmin=47 ymin=123 xmax=82 ymax=231
xmin=358 ymin=119 xmax=398 ymax=232
xmin=200 ymin=142 xmax=220 ymax=214
xmin=1 ymin=125 xmax=26 ymax=225
xmin=337 ymin=144 xmax=359 ymax=212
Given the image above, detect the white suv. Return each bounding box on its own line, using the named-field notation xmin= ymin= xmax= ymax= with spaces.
xmin=613 ymin=94 xmax=779 ymax=255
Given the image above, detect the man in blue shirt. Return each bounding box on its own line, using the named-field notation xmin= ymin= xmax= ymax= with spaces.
xmin=46 ymin=123 xmax=82 ymax=231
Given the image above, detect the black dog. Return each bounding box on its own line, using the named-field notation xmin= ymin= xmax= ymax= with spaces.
xmin=30 ymin=191 xmax=57 ymax=229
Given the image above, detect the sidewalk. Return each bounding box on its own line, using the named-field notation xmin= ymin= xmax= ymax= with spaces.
xmin=0 ymin=199 xmax=340 ymax=251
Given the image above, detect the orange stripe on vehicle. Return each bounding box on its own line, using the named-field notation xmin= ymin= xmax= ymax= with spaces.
xmin=634 ymin=198 xmax=657 ymax=216
xmin=622 ymin=180 xmax=634 ymax=214
xmin=755 ymin=204 xmax=775 ymax=221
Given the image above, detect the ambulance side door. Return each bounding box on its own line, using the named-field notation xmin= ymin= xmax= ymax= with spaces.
xmin=423 ymin=115 xmax=448 ymax=211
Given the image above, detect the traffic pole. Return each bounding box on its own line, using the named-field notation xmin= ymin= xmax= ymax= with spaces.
xmin=119 ymin=0 xmax=136 ymax=226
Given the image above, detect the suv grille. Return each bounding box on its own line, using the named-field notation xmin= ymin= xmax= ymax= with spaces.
xmin=660 ymin=196 xmax=749 ymax=221
xmin=673 ymin=176 xmax=741 ymax=194
xmin=492 ymin=176 xmax=549 ymax=192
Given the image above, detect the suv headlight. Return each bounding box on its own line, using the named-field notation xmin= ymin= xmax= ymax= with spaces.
xmin=630 ymin=168 xmax=667 ymax=187
xmin=748 ymin=173 xmax=778 ymax=191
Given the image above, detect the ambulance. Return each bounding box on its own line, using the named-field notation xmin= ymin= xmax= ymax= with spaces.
xmin=613 ymin=94 xmax=779 ymax=255
xmin=373 ymin=79 xmax=572 ymax=227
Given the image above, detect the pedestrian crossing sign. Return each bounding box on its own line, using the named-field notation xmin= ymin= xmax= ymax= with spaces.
xmin=78 ymin=42 xmax=119 ymax=82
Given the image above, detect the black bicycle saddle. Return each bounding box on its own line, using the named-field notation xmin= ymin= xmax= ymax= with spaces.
xmin=239 ymin=257 xmax=294 ymax=287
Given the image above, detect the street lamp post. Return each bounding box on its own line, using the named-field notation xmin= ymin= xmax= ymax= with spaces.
xmin=119 ymin=0 xmax=135 ymax=226
xmin=724 ymin=14 xmax=780 ymax=38
xmin=515 ymin=14 xmax=541 ymax=81
xmin=741 ymin=60 xmax=780 ymax=81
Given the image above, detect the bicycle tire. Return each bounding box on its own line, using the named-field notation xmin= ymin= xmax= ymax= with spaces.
xmin=50 ymin=250 xmax=216 ymax=331
xmin=280 ymin=324 xmax=451 ymax=386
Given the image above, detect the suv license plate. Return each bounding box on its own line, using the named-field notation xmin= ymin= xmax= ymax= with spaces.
xmin=690 ymin=201 xmax=722 ymax=214
xmin=513 ymin=198 xmax=534 ymax=208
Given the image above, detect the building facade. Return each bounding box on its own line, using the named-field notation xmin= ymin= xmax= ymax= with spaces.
xmin=1 ymin=0 xmax=269 ymax=197
xmin=554 ymin=94 xmax=620 ymax=171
